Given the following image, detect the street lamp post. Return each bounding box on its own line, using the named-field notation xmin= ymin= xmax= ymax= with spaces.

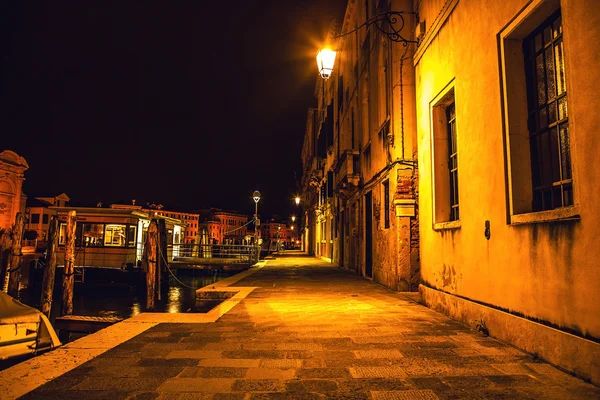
xmin=252 ymin=190 xmax=261 ymax=252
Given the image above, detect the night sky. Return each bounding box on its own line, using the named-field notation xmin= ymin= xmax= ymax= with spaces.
xmin=1 ymin=1 xmax=347 ymax=219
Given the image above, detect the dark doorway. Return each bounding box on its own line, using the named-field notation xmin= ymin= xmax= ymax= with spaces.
xmin=365 ymin=192 xmax=373 ymax=278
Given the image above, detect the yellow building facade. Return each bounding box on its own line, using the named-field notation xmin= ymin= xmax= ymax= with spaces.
xmin=415 ymin=0 xmax=600 ymax=383
xmin=303 ymin=0 xmax=600 ymax=384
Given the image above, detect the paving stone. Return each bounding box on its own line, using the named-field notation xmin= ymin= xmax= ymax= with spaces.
xmin=158 ymin=378 xmax=234 ymax=393
xmin=371 ymin=390 xmax=440 ymax=399
xmin=407 ymin=377 xmax=451 ymax=391
xmin=20 ymin=390 xmax=126 ymax=400
xmin=249 ymin=393 xmax=323 ymax=400
xmin=296 ymin=367 xmax=351 ymax=379
xmin=158 ymin=392 xmax=213 ymax=399
xmin=442 ymin=375 xmax=494 ymax=389
xmin=166 ymin=350 xmax=223 ymax=359
xmin=198 ymin=358 xmax=261 ymax=368
xmin=485 ymin=374 xmax=543 ymax=387
xmin=202 ymin=342 xmax=243 ymax=351
xmin=285 ymin=379 xmax=339 ymax=392
xmin=232 ymin=379 xmax=285 ymax=392
xmin=337 ymin=378 xmax=410 ymax=392
xmin=354 ymin=349 xmax=404 ymax=359
xmin=245 ymin=368 xmax=296 ymax=380
xmin=450 ymin=348 xmax=482 ymax=357
xmin=349 ymin=366 xmax=407 ymax=379
xmin=276 ymin=342 xmax=323 ymax=351
xmin=223 ymin=350 xmax=287 ymax=359
xmin=71 ymin=376 xmax=166 ymax=391
xmin=212 ymin=394 xmax=248 ymax=400
xmin=312 ymin=351 xmax=356 ymax=360
xmin=179 ymin=367 xmax=248 ymax=378
xmin=261 ymin=359 xmax=303 ymax=369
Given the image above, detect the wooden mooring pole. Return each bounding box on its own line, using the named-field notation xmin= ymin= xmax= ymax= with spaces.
xmin=61 ymin=210 xmax=77 ymax=316
xmin=7 ymin=212 xmax=26 ymax=298
xmin=40 ymin=217 xmax=59 ymax=317
xmin=157 ymin=218 xmax=167 ymax=301
xmin=143 ymin=219 xmax=158 ymax=311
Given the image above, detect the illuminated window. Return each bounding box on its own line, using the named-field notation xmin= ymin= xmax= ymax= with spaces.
xmin=104 ymin=224 xmax=127 ymax=247
xmin=431 ymin=85 xmax=459 ymax=224
xmin=83 ymin=223 xmax=104 ymax=247
xmin=500 ymin=4 xmax=576 ymax=222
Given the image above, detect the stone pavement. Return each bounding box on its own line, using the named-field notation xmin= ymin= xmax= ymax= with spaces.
xmin=15 ymin=255 xmax=600 ymax=399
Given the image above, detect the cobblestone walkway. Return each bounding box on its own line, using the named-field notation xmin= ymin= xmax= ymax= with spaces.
xmin=19 ymin=255 xmax=600 ymax=399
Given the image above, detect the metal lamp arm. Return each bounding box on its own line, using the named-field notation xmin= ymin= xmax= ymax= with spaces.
xmin=333 ymin=11 xmax=418 ymax=46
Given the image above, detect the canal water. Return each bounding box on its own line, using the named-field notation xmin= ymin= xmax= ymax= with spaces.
xmin=18 ymin=269 xmax=238 ymax=323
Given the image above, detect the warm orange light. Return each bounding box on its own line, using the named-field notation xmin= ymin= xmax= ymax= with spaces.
xmin=316 ymin=48 xmax=337 ymax=80
xmin=291 ymin=215 xmax=296 ymax=222
xmin=295 ymin=196 xmax=301 ymax=206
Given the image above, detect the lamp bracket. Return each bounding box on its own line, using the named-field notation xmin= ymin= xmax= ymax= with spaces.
xmin=334 ymin=11 xmax=418 ymax=46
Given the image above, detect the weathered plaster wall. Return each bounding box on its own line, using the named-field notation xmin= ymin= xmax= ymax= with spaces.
xmin=416 ymin=0 xmax=600 ymax=340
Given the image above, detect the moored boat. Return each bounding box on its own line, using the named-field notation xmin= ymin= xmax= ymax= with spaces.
xmin=0 ymin=292 xmax=61 ymax=360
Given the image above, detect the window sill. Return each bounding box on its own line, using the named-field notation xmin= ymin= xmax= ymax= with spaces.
xmin=433 ymin=220 xmax=461 ymax=231
xmin=510 ymin=206 xmax=580 ymax=225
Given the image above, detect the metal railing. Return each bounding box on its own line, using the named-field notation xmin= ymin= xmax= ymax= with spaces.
xmin=169 ymin=243 xmax=260 ymax=265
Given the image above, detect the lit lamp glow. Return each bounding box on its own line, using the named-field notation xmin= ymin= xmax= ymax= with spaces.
xmin=316 ymin=48 xmax=337 ymax=80
xmin=295 ymin=196 xmax=301 ymax=206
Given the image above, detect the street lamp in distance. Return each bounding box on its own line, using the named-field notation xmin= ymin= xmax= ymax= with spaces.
xmin=294 ymin=196 xmax=301 ymax=206
xmin=252 ymin=190 xmax=260 ymax=246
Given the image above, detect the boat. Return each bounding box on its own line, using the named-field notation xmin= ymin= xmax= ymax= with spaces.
xmin=0 ymin=292 xmax=61 ymax=360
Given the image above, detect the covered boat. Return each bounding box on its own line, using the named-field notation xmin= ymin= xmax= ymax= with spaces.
xmin=0 ymin=292 xmax=61 ymax=360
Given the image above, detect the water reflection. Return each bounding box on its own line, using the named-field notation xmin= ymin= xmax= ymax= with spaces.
xmin=20 ymin=269 xmax=236 ymax=323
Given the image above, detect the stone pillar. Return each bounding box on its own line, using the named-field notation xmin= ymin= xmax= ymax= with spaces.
xmin=0 ymin=151 xmax=29 ymax=232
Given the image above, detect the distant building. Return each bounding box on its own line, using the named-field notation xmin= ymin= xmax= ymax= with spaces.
xmin=25 ymin=193 xmax=70 ymax=240
xmin=139 ymin=203 xmax=199 ymax=244
xmin=199 ymin=209 xmax=249 ymax=245
xmin=0 ymin=150 xmax=29 ymax=231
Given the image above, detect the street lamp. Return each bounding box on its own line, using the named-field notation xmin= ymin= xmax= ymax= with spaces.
xmin=295 ymin=196 xmax=301 ymax=206
xmin=316 ymin=48 xmax=337 ymax=80
xmin=252 ymin=190 xmax=260 ymax=246
xmin=291 ymin=215 xmax=296 ymax=223
xmin=317 ymin=11 xmax=417 ymax=79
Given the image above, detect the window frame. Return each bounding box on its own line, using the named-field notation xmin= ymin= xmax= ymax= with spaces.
xmin=499 ymin=0 xmax=579 ymax=225
xmin=430 ymin=82 xmax=461 ymax=230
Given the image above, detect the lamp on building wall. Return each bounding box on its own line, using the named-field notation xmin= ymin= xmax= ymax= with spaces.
xmin=295 ymin=196 xmax=301 ymax=206
xmin=316 ymin=11 xmax=417 ymax=79
xmin=316 ymin=48 xmax=337 ymax=80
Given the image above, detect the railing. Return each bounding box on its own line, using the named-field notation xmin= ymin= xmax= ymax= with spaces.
xmin=169 ymin=244 xmax=260 ymax=266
